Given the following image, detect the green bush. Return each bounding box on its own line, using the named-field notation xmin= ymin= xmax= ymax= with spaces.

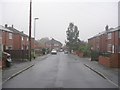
xmin=91 ymin=50 xmax=99 ymax=61
xmin=78 ymin=45 xmax=91 ymax=57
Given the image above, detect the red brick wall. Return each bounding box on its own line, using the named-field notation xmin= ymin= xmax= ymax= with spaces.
xmin=2 ymin=31 xmax=13 ymax=50
xmin=110 ymin=53 xmax=120 ymax=68
xmin=99 ymin=56 xmax=111 ymax=67
xmin=13 ymin=34 xmax=21 ymax=50
xmin=99 ymin=53 xmax=120 ymax=68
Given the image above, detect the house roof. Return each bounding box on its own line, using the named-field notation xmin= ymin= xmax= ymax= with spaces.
xmin=0 ymin=25 xmax=12 ymax=33
xmin=7 ymin=27 xmax=28 ymax=37
xmin=108 ymin=26 xmax=120 ymax=33
xmin=88 ymin=26 xmax=120 ymax=40
xmin=46 ymin=38 xmax=62 ymax=46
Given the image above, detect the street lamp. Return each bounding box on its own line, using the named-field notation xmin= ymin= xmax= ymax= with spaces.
xmin=34 ymin=17 xmax=39 ymax=58
xmin=34 ymin=18 xmax=39 ymax=40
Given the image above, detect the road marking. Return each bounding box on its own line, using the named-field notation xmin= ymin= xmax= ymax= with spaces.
xmin=84 ymin=64 xmax=119 ymax=88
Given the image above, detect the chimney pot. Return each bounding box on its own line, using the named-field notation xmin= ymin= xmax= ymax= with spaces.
xmin=12 ymin=25 xmax=13 ymax=28
xmin=5 ymin=24 xmax=8 ymax=28
xmin=105 ymin=25 xmax=109 ymax=31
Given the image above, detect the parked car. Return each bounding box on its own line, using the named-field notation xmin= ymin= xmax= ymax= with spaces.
xmin=2 ymin=52 xmax=12 ymax=67
xmin=51 ymin=49 xmax=57 ymax=55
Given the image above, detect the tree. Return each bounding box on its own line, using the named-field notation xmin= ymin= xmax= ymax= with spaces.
xmin=66 ymin=22 xmax=79 ymax=52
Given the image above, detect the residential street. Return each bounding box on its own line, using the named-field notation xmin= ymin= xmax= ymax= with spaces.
xmin=2 ymin=52 xmax=118 ymax=88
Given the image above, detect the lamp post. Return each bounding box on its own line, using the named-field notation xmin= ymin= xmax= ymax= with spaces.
xmin=34 ymin=18 xmax=39 ymax=58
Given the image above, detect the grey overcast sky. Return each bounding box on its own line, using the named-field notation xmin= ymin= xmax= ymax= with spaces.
xmin=0 ymin=0 xmax=119 ymax=44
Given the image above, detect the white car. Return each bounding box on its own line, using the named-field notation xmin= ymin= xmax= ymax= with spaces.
xmin=51 ymin=49 xmax=57 ymax=54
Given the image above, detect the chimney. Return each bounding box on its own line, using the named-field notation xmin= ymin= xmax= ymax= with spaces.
xmin=12 ymin=25 xmax=14 ymax=28
xmin=105 ymin=25 xmax=109 ymax=31
xmin=5 ymin=24 xmax=8 ymax=28
xmin=21 ymin=31 xmax=24 ymax=33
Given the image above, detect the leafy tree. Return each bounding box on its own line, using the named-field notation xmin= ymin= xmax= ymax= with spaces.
xmin=66 ymin=22 xmax=80 ymax=52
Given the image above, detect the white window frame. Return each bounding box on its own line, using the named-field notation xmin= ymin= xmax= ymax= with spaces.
xmin=27 ymin=38 xmax=29 ymax=41
xmin=108 ymin=33 xmax=112 ymax=39
xmin=112 ymin=45 xmax=114 ymax=53
xmin=9 ymin=33 xmax=12 ymax=39
xmin=22 ymin=37 xmax=24 ymax=41
xmin=21 ymin=45 xmax=24 ymax=50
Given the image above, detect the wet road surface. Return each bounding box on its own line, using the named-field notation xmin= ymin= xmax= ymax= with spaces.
xmin=3 ymin=52 xmax=117 ymax=88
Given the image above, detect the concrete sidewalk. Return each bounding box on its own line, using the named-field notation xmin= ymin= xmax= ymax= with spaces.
xmin=2 ymin=54 xmax=50 ymax=84
xmin=70 ymin=54 xmax=120 ymax=88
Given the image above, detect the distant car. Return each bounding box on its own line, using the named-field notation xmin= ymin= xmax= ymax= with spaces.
xmin=59 ymin=49 xmax=63 ymax=52
xmin=64 ymin=50 xmax=68 ymax=54
xmin=51 ymin=49 xmax=57 ymax=54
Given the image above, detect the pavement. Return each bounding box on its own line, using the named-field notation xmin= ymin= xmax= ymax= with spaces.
xmin=1 ymin=53 xmax=120 ymax=88
xmin=70 ymin=54 xmax=120 ymax=88
xmin=2 ymin=54 xmax=50 ymax=84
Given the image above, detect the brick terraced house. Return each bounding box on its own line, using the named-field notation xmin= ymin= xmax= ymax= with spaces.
xmin=45 ymin=38 xmax=62 ymax=51
xmin=0 ymin=24 xmax=41 ymax=68
xmin=0 ymin=25 xmax=14 ymax=68
xmin=88 ymin=26 xmax=120 ymax=68
xmin=5 ymin=24 xmax=34 ymax=50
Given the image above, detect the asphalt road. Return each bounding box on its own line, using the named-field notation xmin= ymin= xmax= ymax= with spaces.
xmin=2 ymin=52 xmax=118 ymax=88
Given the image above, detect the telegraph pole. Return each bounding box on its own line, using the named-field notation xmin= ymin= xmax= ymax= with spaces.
xmin=29 ymin=0 xmax=32 ymax=61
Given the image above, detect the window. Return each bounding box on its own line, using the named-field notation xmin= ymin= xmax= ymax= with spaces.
xmin=107 ymin=44 xmax=112 ymax=53
xmin=108 ymin=33 xmax=112 ymax=39
xmin=21 ymin=45 xmax=24 ymax=50
xmin=9 ymin=33 xmax=12 ymax=39
xmin=27 ymin=38 xmax=29 ymax=41
xmin=8 ymin=45 xmax=12 ymax=50
xmin=22 ymin=36 xmax=24 ymax=41
xmin=54 ymin=44 xmax=59 ymax=46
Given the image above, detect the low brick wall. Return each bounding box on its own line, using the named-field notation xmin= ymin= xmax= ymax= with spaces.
xmin=99 ymin=56 xmax=111 ymax=67
xmin=99 ymin=53 xmax=120 ymax=68
xmin=110 ymin=53 xmax=120 ymax=68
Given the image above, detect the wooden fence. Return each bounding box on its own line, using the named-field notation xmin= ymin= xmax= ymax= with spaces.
xmin=5 ymin=50 xmax=29 ymax=61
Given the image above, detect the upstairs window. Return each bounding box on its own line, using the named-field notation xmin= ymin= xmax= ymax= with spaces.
xmin=22 ymin=36 xmax=24 ymax=41
xmin=9 ymin=33 xmax=12 ymax=39
xmin=108 ymin=33 xmax=112 ymax=39
xmin=107 ymin=44 xmax=112 ymax=53
xmin=27 ymin=38 xmax=29 ymax=41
